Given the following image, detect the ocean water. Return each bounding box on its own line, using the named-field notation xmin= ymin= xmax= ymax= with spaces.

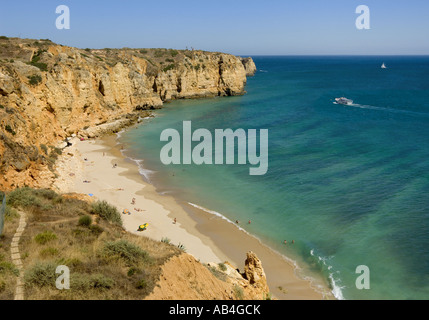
xmin=119 ymin=56 xmax=429 ymax=300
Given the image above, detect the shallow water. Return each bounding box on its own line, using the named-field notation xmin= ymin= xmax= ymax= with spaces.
xmin=120 ymin=56 xmax=429 ymax=300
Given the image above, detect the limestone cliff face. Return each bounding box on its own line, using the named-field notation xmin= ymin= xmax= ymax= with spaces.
xmin=241 ymin=57 xmax=257 ymax=76
xmin=0 ymin=38 xmax=255 ymax=190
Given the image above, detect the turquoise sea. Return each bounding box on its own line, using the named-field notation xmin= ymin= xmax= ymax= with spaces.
xmin=119 ymin=56 xmax=429 ymax=300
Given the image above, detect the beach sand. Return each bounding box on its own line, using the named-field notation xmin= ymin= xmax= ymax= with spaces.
xmin=54 ymin=134 xmax=333 ymax=300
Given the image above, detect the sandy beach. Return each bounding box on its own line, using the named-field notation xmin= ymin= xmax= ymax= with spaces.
xmin=53 ymin=133 xmax=333 ymax=300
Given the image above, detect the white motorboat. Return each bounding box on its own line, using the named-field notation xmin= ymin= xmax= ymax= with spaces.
xmin=335 ymin=97 xmax=354 ymax=105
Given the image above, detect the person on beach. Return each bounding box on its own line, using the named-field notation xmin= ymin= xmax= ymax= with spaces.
xmin=284 ymin=240 xmax=287 ymax=245
xmin=248 ymin=220 xmax=251 ymax=224
xmin=174 ymin=218 xmax=177 ymax=224
xmin=131 ymin=198 xmax=136 ymax=205
xmin=292 ymin=240 xmax=295 ymax=244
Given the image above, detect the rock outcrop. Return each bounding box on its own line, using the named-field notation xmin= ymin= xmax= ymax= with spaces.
xmin=243 ymin=251 xmax=270 ymax=294
xmin=241 ymin=57 xmax=257 ymax=76
xmin=146 ymin=252 xmax=270 ymax=300
xmin=0 ymin=37 xmax=256 ymax=190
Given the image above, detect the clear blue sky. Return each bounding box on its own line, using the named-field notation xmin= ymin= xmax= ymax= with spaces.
xmin=1 ymin=0 xmax=428 ymax=55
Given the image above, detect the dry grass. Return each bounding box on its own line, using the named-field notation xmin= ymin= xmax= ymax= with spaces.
xmin=0 ymin=206 xmax=20 ymax=299
xmin=2 ymin=187 xmax=182 ymax=300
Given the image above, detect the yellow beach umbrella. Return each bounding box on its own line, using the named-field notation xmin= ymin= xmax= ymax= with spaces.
xmin=138 ymin=223 xmax=149 ymax=231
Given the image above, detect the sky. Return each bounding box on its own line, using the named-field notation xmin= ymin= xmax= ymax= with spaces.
xmin=0 ymin=0 xmax=428 ymax=55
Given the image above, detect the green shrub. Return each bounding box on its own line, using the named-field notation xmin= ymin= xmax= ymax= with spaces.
xmin=28 ymin=50 xmax=48 ymax=71
xmin=91 ymin=201 xmax=122 ymax=226
xmin=233 ymin=284 xmax=244 ymax=300
xmin=100 ymin=240 xmax=151 ymax=266
xmin=264 ymin=292 xmax=273 ymax=300
xmin=34 ymin=188 xmax=59 ymax=200
xmin=207 ymin=265 xmax=227 ymax=282
xmin=31 ymin=62 xmax=48 ymax=71
xmin=136 ymin=278 xmax=147 ymax=290
xmin=63 ymin=258 xmax=83 ymax=269
xmin=127 ymin=267 xmax=139 ymax=277
xmin=71 ymin=273 xmax=115 ymax=291
xmin=161 ymin=237 xmax=171 ymax=244
xmin=7 ymin=187 xmax=42 ymax=209
xmin=0 ymin=36 xmax=9 ymax=40
xmin=28 ymin=75 xmax=42 ymax=86
xmin=40 ymin=144 xmax=48 ymax=155
xmin=49 ymin=145 xmax=63 ymax=156
xmin=0 ymin=261 xmax=19 ymax=276
xmin=154 ymin=50 xmax=165 ymax=58
xmin=89 ymin=224 xmax=104 ymax=235
xmin=218 ymin=262 xmax=227 ymax=272
xmin=139 ymin=49 xmax=148 ymax=54
xmin=4 ymin=125 xmax=15 ymax=135
xmin=5 ymin=206 xmax=19 ymax=219
xmin=169 ymin=49 xmax=179 ymax=57
xmin=24 ymin=262 xmax=57 ymax=287
xmin=34 ymin=231 xmax=57 ymax=245
xmin=162 ymin=64 xmax=175 ymax=72
xmin=78 ymin=215 xmax=92 ymax=227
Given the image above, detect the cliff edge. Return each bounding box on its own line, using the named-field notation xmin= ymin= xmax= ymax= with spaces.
xmin=0 ymin=37 xmax=256 ymax=190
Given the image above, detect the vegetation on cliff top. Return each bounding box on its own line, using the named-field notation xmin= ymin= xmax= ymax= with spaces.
xmin=0 ymin=188 xmax=268 ymax=300
xmin=0 ymin=187 xmax=182 ymax=299
xmin=0 ymin=36 xmax=220 ymax=76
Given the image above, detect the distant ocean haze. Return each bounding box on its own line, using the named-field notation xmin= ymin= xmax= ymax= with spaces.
xmin=120 ymin=56 xmax=429 ymax=300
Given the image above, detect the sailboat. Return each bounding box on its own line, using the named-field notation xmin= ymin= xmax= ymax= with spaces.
xmin=381 ymin=62 xmax=387 ymax=69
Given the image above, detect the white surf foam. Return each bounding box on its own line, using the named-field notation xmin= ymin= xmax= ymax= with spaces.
xmin=188 ymin=202 xmax=335 ymax=299
xmin=133 ymin=158 xmax=155 ymax=183
xmin=310 ymin=249 xmax=345 ymax=300
xmin=187 ymin=202 xmax=250 ymax=234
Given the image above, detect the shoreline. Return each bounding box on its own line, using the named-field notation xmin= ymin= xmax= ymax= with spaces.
xmin=54 ymin=131 xmax=334 ymax=300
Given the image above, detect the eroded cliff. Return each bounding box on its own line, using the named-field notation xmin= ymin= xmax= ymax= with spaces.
xmin=0 ymin=37 xmax=255 ymax=190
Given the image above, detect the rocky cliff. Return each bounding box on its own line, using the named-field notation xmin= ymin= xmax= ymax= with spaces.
xmin=146 ymin=251 xmax=271 ymax=300
xmin=0 ymin=37 xmax=255 ymax=190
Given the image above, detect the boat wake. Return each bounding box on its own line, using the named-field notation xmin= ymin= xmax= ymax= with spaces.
xmin=333 ymin=102 xmax=429 ymax=118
